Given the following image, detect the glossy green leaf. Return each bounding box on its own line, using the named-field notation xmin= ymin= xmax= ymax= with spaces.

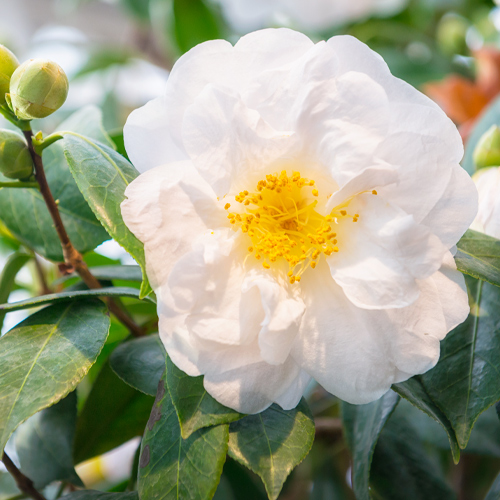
xmin=421 ymin=278 xmax=500 ymax=449
xmin=62 ymin=131 xmax=151 ymax=298
xmin=15 ymin=392 xmax=83 ymax=488
xmin=370 ymin=411 xmax=456 ymax=500
xmin=74 ymin=362 xmax=154 ymax=464
xmin=0 ymin=299 xmax=110 ymax=451
xmin=455 ymin=230 xmax=500 ymax=287
xmin=0 ymin=108 xmax=111 ymax=261
xmin=392 ymin=377 xmax=460 ymax=463
xmin=58 ymin=492 xmax=138 ymax=500
xmin=0 ymin=252 xmax=31 ymax=331
xmin=341 ymin=391 xmax=400 ymax=500
xmin=138 ymin=371 xmax=228 ymax=500
xmin=462 ymin=94 xmax=500 ymax=175
xmin=166 ymin=356 xmax=243 ymax=439
xmin=0 ymin=286 xmax=154 ymax=313
xmin=485 ymin=471 xmax=500 ymax=500
xmin=110 ymin=334 xmax=166 ymax=396
xmin=228 ymin=400 xmax=315 ymax=500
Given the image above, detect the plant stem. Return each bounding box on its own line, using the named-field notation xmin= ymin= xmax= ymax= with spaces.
xmin=22 ymin=128 xmax=144 ymax=337
xmin=2 ymin=452 xmax=47 ymax=500
xmin=0 ymin=182 xmax=39 ymax=189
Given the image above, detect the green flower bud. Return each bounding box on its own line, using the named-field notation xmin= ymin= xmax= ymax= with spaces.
xmin=7 ymin=59 xmax=68 ymax=120
xmin=0 ymin=45 xmax=19 ymax=105
xmin=473 ymin=125 xmax=500 ymax=170
xmin=0 ymin=129 xmax=33 ymax=179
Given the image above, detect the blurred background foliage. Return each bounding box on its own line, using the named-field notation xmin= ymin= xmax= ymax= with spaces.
xmin=2 ymin=0 xmax=500 ymax=499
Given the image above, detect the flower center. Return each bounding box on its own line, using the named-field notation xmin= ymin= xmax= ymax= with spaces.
xmin=225 ymin=170 xmax=366 ymax=283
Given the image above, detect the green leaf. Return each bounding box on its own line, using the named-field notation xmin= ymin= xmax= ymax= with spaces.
xmin=166 ymin=356 xmax=243 ymax=439
xmin=0 ymin=252 xmax=31 ymax=331
xmin=0 ymin=299 xmax=110 ymax=451
xmin=228 ymin=400 xmax=315 ymax=500
xmin=0 ymin=286 xmax=154 ymax=313
xmin=15 ymin=392 xmax=83 ymax=488
xmin=56 ymin=265 xmax=143 ymax=285
xmin=462 ymin=94 xmax=500 ymax=175
xmin=62 ymin=131 xmax=151 ymax=298
xmin=485 ymin=472 xmax=500 ymax=500
xmin=420 ymin=278 xmax=500 ymax=449
xmin=138 ymin=371 xmax=228 ymax=500
xmin=341 ymin=391 xmax=400 ymax=500
xmin=58 ymin=492 xmax=138 ymax=500
xmin=392 ymin=377 xmax=460 ymax=463
xmin=74 ymin=362 xmax=154 ymax=464
xmin=0 ymin=472 xmax=20 ymax=500
xmin=110 ymin=334 xmax=166 ymax=396
xmin=171 ymin=0 xmax=223 ymax=53
xmin=370 ymin=411 xmax=456 ymax=500
xmin=0 ymin=108 xmax=111 ymax=261
xmin=455 ymin=230 xmax=500 ymax=287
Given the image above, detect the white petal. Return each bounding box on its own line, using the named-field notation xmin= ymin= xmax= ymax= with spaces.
xmin=242 ymin=270 xmax=306 ymax=365
xmin=471 ymin=167 xmax=500 ymax=239
xmin=183 ymin=85 xmax=298 ymax=196
xmin=329 ymin=193 xmax=447 ymax=309
xmin=203 ymin=356 xmax=305 ymax=413
xmin=123 ymin=97 xmax=188 ymax=173
xmin=292 ymin=255 xmax=468 ymax=404
xmin=121 ymin=161 xmax=221 ymax=288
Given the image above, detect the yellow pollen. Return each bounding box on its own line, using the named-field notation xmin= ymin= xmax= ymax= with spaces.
xmin=372 ymin=190 xmax=378 ymax=195
xmin=227 ymin=171 xmax=357 ymax=283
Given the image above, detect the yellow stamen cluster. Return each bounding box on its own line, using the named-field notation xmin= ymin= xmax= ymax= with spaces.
xmin=226 ymin=170 xmax=363 ymax=283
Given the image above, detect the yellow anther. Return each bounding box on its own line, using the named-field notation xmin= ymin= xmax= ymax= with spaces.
xmin=372 ymin=190 xmax=377 ymax=195
xmin=340 ymin=210 xmax=347 ymax=216
xmin=312 ymin=189 xmax=319 ymax=196
xmin=289 ymin=276 xmax=296 ymax=284
xmin=310 ymin=262 xmax=317 ymax=269
xmin=248 ymin=246 xmax=253 ymax=252
xmin=263 ymin=262 xmax=270 ymax=269
xmin=333 ymin=246 xmax=339 ymax=252
xmin=224 ymin=203 xmax=231 ymax=210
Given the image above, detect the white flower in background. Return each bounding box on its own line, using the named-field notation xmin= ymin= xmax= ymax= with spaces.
xmin=471 ymin=167 xmax=500 ymax=237
xmin=121 ymin=29 xmax=477 ymax=413
xmin=212 ymin=0 xmax=408 ymax=33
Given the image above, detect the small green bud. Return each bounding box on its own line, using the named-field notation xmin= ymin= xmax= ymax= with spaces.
xmin=0 ymin=45 xmax=19 ymax=106
xmin=0 ymin=129 xmax=33 ymax=179
xmin=473 ymin=125 xmax=500 ymax=170
xmin=7 ymin=59 xmax=68 ymax=120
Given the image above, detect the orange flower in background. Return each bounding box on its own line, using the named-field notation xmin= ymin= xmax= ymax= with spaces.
xmin=425 ymin=48 xmax=500 ymax=140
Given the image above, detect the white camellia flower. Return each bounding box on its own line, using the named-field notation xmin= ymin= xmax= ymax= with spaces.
xmin=211 ymin=0 xmax=407 ymax=33
xmin=121 ymin=29 xmax=477 ymax=413
xmin=470 ymin=167 xmax=500 ymax=238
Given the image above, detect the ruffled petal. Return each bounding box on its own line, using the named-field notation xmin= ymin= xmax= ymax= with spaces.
xmin=328 ymin=193 xmax=447 ymax=309
xmin=121 ymin=161 xmax=222 ymax=288
xmin=183 ymin=85 xmax=298 ymax=196
xmin=242 ymin=270 xmax=306 ymax=365
xmin=292 ymin=255 xmax=468 ymax=404
xmin=203 ymin=356 xmax=305 ymax=413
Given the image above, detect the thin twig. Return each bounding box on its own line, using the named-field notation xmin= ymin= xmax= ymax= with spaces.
xmin=2 ymin=452 xmax=46 ymax=500
xmin=23 ymin=128 xmax=144 ymax=337
xmin=32 ymin=254 xmax=52 ymax=295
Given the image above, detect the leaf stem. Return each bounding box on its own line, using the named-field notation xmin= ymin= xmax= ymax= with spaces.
xmin=0 ymin=105 xmax=31 ymax=131
xmin=0 ymin=182 xmax=39 ymax=189
xmin=22 ymin=127 xmax=144 ymax=337
xmin=2 ymin=452 xmax=47 ymax=500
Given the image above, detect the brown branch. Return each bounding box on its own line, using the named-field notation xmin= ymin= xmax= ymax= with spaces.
xmin=2 ymin=452 xmax=47 ymax=500
xmin=23 ymin=129 xmax=144 ymax=337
